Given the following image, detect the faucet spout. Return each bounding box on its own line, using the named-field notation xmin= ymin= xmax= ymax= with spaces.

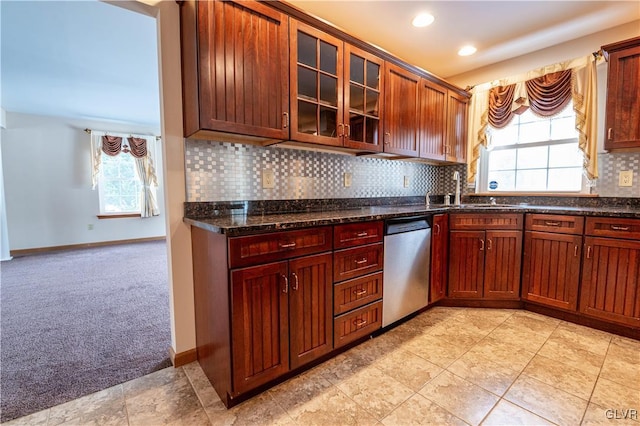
xmin=452 ymin=171 xmax=461 ymax=206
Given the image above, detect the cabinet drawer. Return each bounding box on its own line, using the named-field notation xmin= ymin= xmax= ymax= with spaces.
xmin=333 ymin=243 xmax=383 ymax=282
xmin=334 ymin=272 xmax=383 ymax=315
xmin=334 ymin=221 xmax=383 ymax=249
xmin=585 ymin=217 xmax=640 ymax=240
xmin=525 ymin=214 xmax=584 ymax=235
xmin=229 ymin=227 xmax=333 ymax=268
xmin=334 ymin=301 xmax=382 ymax=348
xmin=450 ymin=213 xmax=523 ymax=230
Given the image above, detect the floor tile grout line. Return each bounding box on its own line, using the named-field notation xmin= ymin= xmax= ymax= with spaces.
xmin=119 ymin=384 xmax=132 ymax=426
xmin=182 ymin=365 xmax=214 ymax=425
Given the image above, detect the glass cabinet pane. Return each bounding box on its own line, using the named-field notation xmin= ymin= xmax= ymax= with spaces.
xmin=365 ymin=117 xmax=379 ymax=144
xmin=319 ymin=106 xmax=337 ymax=137
xmin=350 ymin=84 xmax=364 ymax=112
xmin=349 ymin=113 xmax=364 ymax=142
xmin=320 ymin=74 xmax=337 ymax=106
xmin=298 ymin=101 xmax=317 ymax=135
xmin=350 ymin=54 xmax=364 ymax=85
xmin=365 ymin=89 xmax=379 ymax=116
xmin=298 ymin=66 xmax=317 ymax=101
xmin=366 ymin=61 xmax=380 ymax=89
xmin=319 ymin=41 xmax=337 ymax=74
xmin=298 ymin=32 xmax=317 ymax=67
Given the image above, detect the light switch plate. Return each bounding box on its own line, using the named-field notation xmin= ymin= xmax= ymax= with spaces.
xmin=404 ymin=176 xmax=410 ymax=188
xmin=262 ymin=169 xmax=275 ymax=189
xmin=344 ymin=172 xmax=352 ymax=187
xmin=619 ymin=170 xmax=633 ymax=187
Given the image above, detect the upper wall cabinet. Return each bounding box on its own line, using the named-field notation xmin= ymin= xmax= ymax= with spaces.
xmin=418 ymin=79 xmax=469 ymax=163
xmin=603 ymin=36 xmax=640 ymax=151
xmin=383 ymin=63 xmax=421 ymax=156
xmin=290 ymin=20 xmax=384 ymax=151
xmin=180 ymin=0 xmax=289 ymax=141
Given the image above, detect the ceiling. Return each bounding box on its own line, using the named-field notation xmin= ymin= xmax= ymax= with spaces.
xmin=1 ymin=1 xmax=638 ymax=128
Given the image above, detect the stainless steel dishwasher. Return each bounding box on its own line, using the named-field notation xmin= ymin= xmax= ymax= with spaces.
xmin=383 ymin=216 xmax=431 ymax=327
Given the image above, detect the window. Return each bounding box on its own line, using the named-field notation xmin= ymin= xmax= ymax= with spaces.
xmin=98 ymin=153 xmax=141 ymax=214
xmin=480 ymin=102 xmax=584 ymax=192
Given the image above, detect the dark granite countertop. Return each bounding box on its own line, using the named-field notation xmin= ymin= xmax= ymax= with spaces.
xmin=185 ymin=203 xmax=640 ymax=236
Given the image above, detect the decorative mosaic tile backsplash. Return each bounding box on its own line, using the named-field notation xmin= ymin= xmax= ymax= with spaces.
xmin=596 ymin=152 xmax=640 ymax=198
xmin=185 ymin=140 xmax=467 ymax=202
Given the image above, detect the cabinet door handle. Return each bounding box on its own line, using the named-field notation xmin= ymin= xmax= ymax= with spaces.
xmin=353 ymin=318 xmax=368 ymax=328
xmin=384 ymin=132 xmax=391 ymax=144
xmin=338 ymin=123 xmax=344 ymax=137
xmin=353 ymin=288 xmax=368 ymax=296
xmin=611 ymin=225 xmax=630 ymax=231
xmin=356 ymin=232 xmax=369 ymax=237
xmin=545 ymin=221 xmax=561 ymax=226
xmin=346 ymin=124 xmax=351 ymax=138
xmin=607 ymin=127 xmax=612 ymax=140
xmin=434 ymin=224 xmax=440 ymax=235
xmin=487 ymin=238 xmax=493 ymax=250
xmin=574 ymin=245 xmax=578 ymax=257
xmin=586 ymin=246 xmax=592 ymax=259
xmin=291 ymin=272 xmax=299 ymax=291
xmin=355 ymin=258 xmax=368 ymax=265
xmin=283 ymin=112 xmax=289 ymax=129
xmin=281 ymin=274 xmax=289 ymax=293
xmin=279 ymin=242 xmax=296 ymax=249
xmin=479 ymin=239 xmax=485 ymax=251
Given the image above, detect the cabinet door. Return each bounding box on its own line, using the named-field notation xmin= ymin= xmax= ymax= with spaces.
xmin=448 ymin=230 xmax=484 ymax=298
xmin=231 ymin=262 xmax=289 ymax=394
xmin=522 ymin=231 xmax=582 ymax=310
xmin=580 ymin=237 xmax=640 ymax=327
xmin=383 ymin=63 xmax=420 ymax=156
xmin=418 ymin=79 xmax=447 ymax=161
xmin=445 ymin=91 xmax=469 ymax=163
xmin=430 ymin=214 xmax=448 ymax=303
xmin=288 ymin=253 xmax=333 ymax=369
xmin=484 ymin=230 xmax=522 ymax=299
xmin=290 ymin=20 xmax=344 ymax=147
xmin=182 ymin=0 xmax=289 ymax=139
xmin=343 ymin=45 xmax=384 ymax=152
xmin=604 ymin=42 xmax=640 ymax=150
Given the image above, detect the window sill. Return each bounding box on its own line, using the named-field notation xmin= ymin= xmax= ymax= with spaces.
xmin=470 ymin=192 xmax=598 ymax=198
xmin=97 ymin=213 xmax=141 ymax=219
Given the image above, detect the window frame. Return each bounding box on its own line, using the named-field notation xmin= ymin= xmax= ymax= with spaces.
xmin=97 ymin=152 xmax=143 ymax=215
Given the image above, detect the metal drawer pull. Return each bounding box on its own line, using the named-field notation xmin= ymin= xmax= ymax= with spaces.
xmin=607 ymin=128 xmax=612 ymax=140
xmin=487 ymin=238 xmax=493 ymax=250
xmin=291 ymin=272 xmax=299 ymax=291
xmin=574 ymin=245 xmax=578 ymax=257
xmin=346 ymin=124 xmax=351 ymax=137
xmin=434 ymin=224 xmax=441 ymax=235
xmin=353 ymin=289 xmax=368 ymax=296
xmin=281 ymin=275 xmax=289 ymax=293
xmin=283 ymin=112 xmax=289 ymax=128
xmin=479 ymin=239 xmax=485 ymax=251
xmin=353 ymin=318 xmax=368 ymax=328
xmin=586 ymin=246 xmax=592 ymax=259
xmin=545 ymin=221 xmax=561 ymax=226
xmin=355 ymin=258 xmax=368 ymax=265
xmin=338 ymin=123 xmax=344 ymax=137
xmin=384 ymin=132 xmax=390 ymax=144
xmin=611 ymin=225 xmax=630 ymax=231
xmin=356 ymin=232 xmax=369 ymax=237
xmin=279 ymin=242 xmax=296 ymax=248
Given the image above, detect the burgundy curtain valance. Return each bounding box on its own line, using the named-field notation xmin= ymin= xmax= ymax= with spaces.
xmin=101 ymin=135 xmax=147 ymax=158
xmin=488 ymin=84 xmax=516 ymax=129
xmin=526 ymin=70 xmax=572 ymax=117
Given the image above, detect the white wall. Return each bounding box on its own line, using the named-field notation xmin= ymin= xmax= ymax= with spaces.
xmin=2 ymin=112 xmax=166 ymax=251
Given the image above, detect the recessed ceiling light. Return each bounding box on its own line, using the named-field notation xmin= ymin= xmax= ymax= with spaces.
xmin=412 ymin=13 xmax=434 ymax=28
xmin=458 ymin=45 xmax=477 ymax=56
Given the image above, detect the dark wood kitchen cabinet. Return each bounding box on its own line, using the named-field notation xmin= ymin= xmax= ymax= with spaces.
xmin=290 ymin=21 xmax=385 ymax=151
xmin=603 ymin=37 xmax=640 ymax=151
xmin=445 ymin=91 xmax=469 ymax=163
xmin=430 ymin=214 xmax=448 ymax=303
xmin=383 ymin=62 xmax=420 ymax=156
xmin=180 ymin=0 xmax=289 ymax=141
xmin=522 ymin=214 xmax=584 ymax=311
xmin=448 ymin=214 xmax=523 ymax=299
xmin=580 ymin=217 xmax=640 ymax=328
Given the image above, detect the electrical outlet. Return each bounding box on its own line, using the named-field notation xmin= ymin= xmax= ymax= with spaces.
xmin=619 ymin=170 xmax=633 ymax=187
xmin=87 ymin=224 xmax=94 ymax=230
xmin=262 ymin=169 xmax=275 ymax=189
xmin=403 ymin=176 xmax=410 ymax=188
xmin=344 ymin=172 xmax=352 ymax=187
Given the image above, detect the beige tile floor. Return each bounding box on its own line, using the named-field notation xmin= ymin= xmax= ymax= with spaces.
xmin=5 ymin=307 xmax=640 ymax=426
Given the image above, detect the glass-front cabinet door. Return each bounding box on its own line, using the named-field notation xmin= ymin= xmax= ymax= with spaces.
xmin=343 ymin=45 xmax=384 ymax=152
xmin=290 ymin=20 xmax=344 ymax=147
